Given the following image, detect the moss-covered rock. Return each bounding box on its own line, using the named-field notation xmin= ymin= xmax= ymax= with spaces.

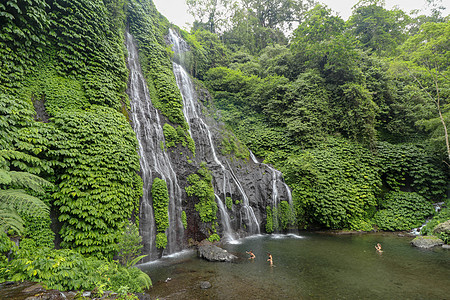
xmin=411 ymin=236 xmax=444 ymax=248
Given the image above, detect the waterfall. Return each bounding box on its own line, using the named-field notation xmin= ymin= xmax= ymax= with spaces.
xmin=126 ymin=32 xmax=184 ymax=259
xmin=168 ymin=29 xmax=260 ymax=236
xmin=250 ymin=151 xmax=295 ymax=231
xmin=215 ymin=194 xmax=235 ymax=241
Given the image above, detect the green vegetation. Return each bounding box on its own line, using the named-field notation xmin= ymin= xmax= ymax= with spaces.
xmin=185 ymin=163 xmax=218 ymax=223
xmin=0 ymin=0 xmax=166 ymax=293
xmin=128 ymin=0 xmax=186 ymax=127
xmin=207 ymin=233 xmax=220 ymax=242
xmin=163 ymin=123 xmax=196 ymax=156
xmin=187 ymin=0 xmax=449 ymax=232
xmin=0 ymin=248 xmax=151 ymax=293
xmin=226 ymin=197 xmax=233 ymax=210
xmin=220 ymin=132 xmax=249 ymax=160
xmin=374 ymin=191 xmax=435 ymax=231
xmin=182 ymin=210 xmax=188 ymax=229
xmin=421 ymin=206 xmax=450 ymax=243
xmin=155 ymin=232 xmax=168 ymax=250
xmin=116 ymin=222 xmax=145 ymax=267
xmin=151 ymin=178 xmax=169 ymax=249
xmin=265 ymin=206 xmax=274 ymax=233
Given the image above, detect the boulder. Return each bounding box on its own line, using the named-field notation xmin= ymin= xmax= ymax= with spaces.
xmin=198 ymin=241 xmax=237 ymax=262
xmin=433 ymin=220 xmax=450 ymax=235
xmin=411 ymin=236 xmax=444 ymax=248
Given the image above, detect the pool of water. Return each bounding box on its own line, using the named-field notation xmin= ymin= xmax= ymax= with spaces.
xmin=139 ymin=232 xmax=450 ymax=299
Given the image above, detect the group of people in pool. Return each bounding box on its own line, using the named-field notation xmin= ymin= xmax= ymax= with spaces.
xmin=246 ymin=250 xmax=273 ymax=265
xmin=245 ymin=243 xmax=382 ymax=264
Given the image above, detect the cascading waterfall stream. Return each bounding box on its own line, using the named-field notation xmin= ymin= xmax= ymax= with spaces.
xmin=215 ymin=194 xmax=235 ymax=241
xmin=168 ymin=29 xmax=260 ymax=236
xmin=250 ymin=151 xmax=294 ymax=231
xmin=126 ymin=32 xmax=184 ymax=259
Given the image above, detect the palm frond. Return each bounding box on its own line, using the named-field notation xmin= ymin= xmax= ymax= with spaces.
xmin=8 ymin=171 xmax=53 ymax=194
xmin=0 ymin=206 xmax=24 ymax=234
xmin=0 ymin=189 xmax=49 ymax=216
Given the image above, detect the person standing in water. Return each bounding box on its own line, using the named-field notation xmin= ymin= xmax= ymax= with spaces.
xmin=375 ymin=243 xmax=383 ymax=253
xmin=267 ymin=253 xmax=273 ymax=266
xmin=246 ymin=250 xmax=256 ymax=259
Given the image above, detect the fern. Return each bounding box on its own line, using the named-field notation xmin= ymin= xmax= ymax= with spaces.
xmin=0 ymin=189 xmax=49 ymax=216
xmin=7 ymin=171 xmax=53 ymax=194
xmin=0 ymin=206 xmax=24 ymax=234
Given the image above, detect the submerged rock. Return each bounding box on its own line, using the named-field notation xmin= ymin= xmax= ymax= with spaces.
xmin=198 ymin=241 xmax=237 ymax=262
xmin=411 ymin=236 xmax=444 ymax=248
xmin=200 ymin=281 xmax=212 ymax=289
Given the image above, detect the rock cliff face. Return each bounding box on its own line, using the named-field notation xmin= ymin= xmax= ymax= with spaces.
xmin=127 ymin=29 xmax=292 ymax=261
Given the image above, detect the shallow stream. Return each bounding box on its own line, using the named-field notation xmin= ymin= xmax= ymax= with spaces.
xmin=140 ymin=232 xmax=450 ymax=299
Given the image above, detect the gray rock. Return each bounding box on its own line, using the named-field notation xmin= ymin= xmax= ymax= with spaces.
xmin=442 ymin=244 xmax=450 ymax=249
xmin=411 ymin=236 xmax=444 ymax=248
xmin=200 ymin=281 xmax=212 ymax=289
xmin=198 ymin=242 xmax=237 ymax=262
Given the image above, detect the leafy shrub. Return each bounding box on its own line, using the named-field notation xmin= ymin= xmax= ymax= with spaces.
xmin=226 ymin=197 xmax=233 ymax=210
xmin=220 ymin=133 xmax=249 ymax=160
xmin=155 ymin=232 xmax=168 ymax=249
xmin=45 ymin=106 xmax=143 ymax=259
xmin=181 ymin=211 xmax=187 ymax=229
xmin=151 ymin=178 xmax=170 ymax=232
xmin=421 ymin=207 xmax=450 ymax=243
xmin=0 ymin=248 xmax=151 ymax=292
xmin=116 ymin=222 xmax=144 ymax=267
xmin=374 ymin=191 xmax=434 ymax=231
xmin=207 ymin=233 xmax=220 ymax=242
xmin=376 ymin=142 xmax=447 ymax=201
xmin=185 ymin=164 xmax=217 ymax=223
xmin=279 ymin=138 xmax=381 ymax=230
xmin=279 ymin=201 xmax=296 ymax=230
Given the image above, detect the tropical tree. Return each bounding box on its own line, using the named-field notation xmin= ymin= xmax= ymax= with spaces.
xmin=346 ymin=0 xmax=410 ymax=55
xmin=186 ymin=0 xmax=232 ymax=33
xmin=396 ymin=21 xmax=450 ymax=164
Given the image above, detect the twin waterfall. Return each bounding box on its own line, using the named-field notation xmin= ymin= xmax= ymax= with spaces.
xmin=126 ymin=29 xmax=293 ymax=260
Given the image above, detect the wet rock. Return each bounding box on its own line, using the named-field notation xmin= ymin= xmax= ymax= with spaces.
xmin=24 ymin=289 xmax=66 ymax=300
xmin=411 ymin=236 xmax=444 ymax=248
xmin=200 ymin=281 xmax=212 ymax=289
xmin=198 ymin=241 xmax=237 ymax=262
xmin=136 ymin=293 xmax=152 ymax=300
xmin=23 ymin=283 xmax=46 ymax=293
xmin=442 ymin=244 xmax=450 ymax=249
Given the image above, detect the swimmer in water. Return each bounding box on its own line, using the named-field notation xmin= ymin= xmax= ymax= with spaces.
xmin=246 ymin=250 xmax=256 ymax=259
xmin=375 ymin=243 xmax=383 ymax=253
xmin=267 ymin=253 xmax=273 ymax=266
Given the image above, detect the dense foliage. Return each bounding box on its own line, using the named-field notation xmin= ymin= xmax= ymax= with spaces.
xmin=187 ymin=0 xmax=449 ymax=232
xmin=151 ymin=178 xmax=169 ymax=249
xmin=185 ymin=163 xmax=218 ymax=224
xmin=0 ymin=0 xmax=162 ymax=293
xmin=374 ymin=191 xmax=435 ymax=231
xmin=0 ymin=248 xmax=151 ymax=293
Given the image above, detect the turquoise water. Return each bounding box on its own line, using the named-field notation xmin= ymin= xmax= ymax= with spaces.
xmin=140 ymin=233 xmax=450 ymax=299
